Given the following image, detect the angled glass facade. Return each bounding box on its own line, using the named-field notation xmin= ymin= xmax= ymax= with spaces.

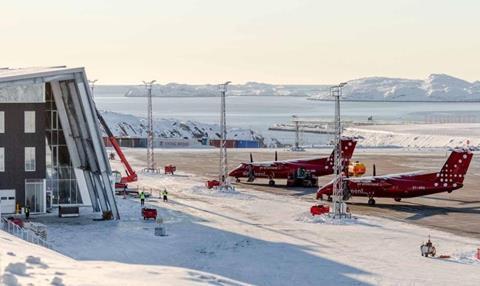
xmin=45 ymin=83 xmax=82 ymax=205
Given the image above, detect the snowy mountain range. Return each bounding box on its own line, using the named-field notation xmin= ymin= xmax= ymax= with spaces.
xmin=100 ymin=110 xmax=281 ymax=146
xmin=120 ymin=82 xmax=324 ymax=97
xmin=312 ymin=74 xmax=480 ymax=101
xmin=95 ymin=74 xmax=480 ymax=101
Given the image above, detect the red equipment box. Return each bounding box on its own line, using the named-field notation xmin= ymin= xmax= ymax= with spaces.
xmin=8 ymin=217 xmax=24 ymax=228
xmin=164 ymin=165 xmax=176 ymax=175
xmin=206 ymin=180 xmax=220 ymax=189
xmin=310 ymin=205 xmax=330 ymax=216
xmin=142 ymin=208 xmax=157 ymax=220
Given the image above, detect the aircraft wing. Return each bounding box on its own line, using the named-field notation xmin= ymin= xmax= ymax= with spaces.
xmin=250 ymin=161 xmax=276 ymax=167
xmin=249 ymin=160 xmax=317 ymax=167
xmin=352 ymin=171 xmax=425 ymax=181
xmin=349 ymin=171 xmax=425 ymax=183
xmin=374 ymin=170 xmax=426 ymax=179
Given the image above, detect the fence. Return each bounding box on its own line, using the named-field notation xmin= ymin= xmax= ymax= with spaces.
xmin=424 ymin=114 xmax=480 ymax=124
xmin=1 ymin=218 xmax=53 ymax=249
xmin=209 ymin=139 xmax=262 ymax=148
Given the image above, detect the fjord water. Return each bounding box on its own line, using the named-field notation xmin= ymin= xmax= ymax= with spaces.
xmin=94 ymin=95 xmax=480 ymax=144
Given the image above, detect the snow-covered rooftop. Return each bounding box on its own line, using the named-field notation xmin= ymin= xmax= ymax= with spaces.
xmin=0 ymin=66 xmax=84 ymax=83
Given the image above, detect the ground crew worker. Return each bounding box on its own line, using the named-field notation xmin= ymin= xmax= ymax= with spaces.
xmin=162 ymin=189 xmax=168 ymax=202
xmin=25 ymin=206 xmax=30 ymax=220
xmin=140 ymin=191 xmax=145 ymax=206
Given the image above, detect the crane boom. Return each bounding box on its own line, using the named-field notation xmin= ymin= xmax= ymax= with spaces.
xmin=96 ymin=110 xmax=138 ymax=183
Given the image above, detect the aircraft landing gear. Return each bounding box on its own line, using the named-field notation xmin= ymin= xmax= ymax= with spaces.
xmin=268 ymin=179 xmax=276 ymax=186
xmin=327 ymin=195 xmax=332 ymax=202
xmin=394 ymin=198 xmax=401 ymax=202
xmin=236 ymin=177 xmax=240 ymax=183
xmin=368 ymin=198 xmax=376 ymax=206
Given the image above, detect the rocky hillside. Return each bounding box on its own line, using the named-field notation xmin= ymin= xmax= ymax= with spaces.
xmin=100 ymin=110 xmax=281 ymax=147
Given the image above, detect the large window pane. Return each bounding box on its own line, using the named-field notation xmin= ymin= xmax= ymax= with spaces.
xmin=0 ymin=111 xmax=4 ymax=133
xmin=0 ymin=147 xmax=4 ymax=172
xmin=25 ymin=147 xmax=36 ymax=171
xmin=24 ymin=111 xmax=35 ymax=133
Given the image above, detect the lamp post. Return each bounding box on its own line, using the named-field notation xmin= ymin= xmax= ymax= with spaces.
xmin=331 ymin=82 xmax=349 ymax=219
xmin=88 ymin=79 xmax=98 ymax=98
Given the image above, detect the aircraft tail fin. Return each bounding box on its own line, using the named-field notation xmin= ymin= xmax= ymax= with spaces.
xmin=436 ymin=148 xmax=473 ymax=185
xmin=341 ymin=137 xmax=357 ymax=160
xmin=329 ymin=137 xmax=357 ymax=161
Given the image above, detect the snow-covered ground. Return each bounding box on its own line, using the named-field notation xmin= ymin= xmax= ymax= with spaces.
xmin=344 ymin=123 xmax=480 ymax=149
xmin=2 ymin=170 xmax=479 ymax=285
xmin=0 ymin=231 xmax=243 ymax=286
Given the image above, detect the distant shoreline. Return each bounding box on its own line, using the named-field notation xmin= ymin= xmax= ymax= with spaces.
xmin=112 ymin=94 xmax=480 ymax=102
xmin=307 ymin=98 xmax=480 ymax=103
xmin=123 ymin=94 xmax=309 ymax=98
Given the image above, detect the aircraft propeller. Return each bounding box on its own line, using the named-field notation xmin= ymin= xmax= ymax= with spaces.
xmin=275 ymin=151 xmax=278 ymax=161
xmin=250 ymin=153 xmax=253 ymax=163
xmin=373 ymin=164 xmax=376 ymax=176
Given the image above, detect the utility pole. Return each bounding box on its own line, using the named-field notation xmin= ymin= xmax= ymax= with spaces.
xmin=219 ymin=81 xmax=232 ymax=190
xmin=88 ymin=79 xmax=98 ymax=99
xmin=143 ymin=80 xmax=156 ymax=172
xmin=331 ymin=82 xmax=349 ymax=219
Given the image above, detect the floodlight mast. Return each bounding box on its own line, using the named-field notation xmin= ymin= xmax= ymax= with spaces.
xmin=143 ymin=80 xmax=157 ymax=171
xmin=219 ymin=81 xmax=232 ymax=190
xmin=331 ymin=82 xmax=349 ymax=219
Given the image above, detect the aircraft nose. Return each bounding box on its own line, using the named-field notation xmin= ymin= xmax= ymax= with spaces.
xmin=316 ymin=184 xmax=332 ymax=200
xmin=229 ymin=166 xmax=242 ymax=177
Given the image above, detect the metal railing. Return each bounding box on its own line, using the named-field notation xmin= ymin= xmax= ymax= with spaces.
xmin=1 ymin=218 xmax=53 ymax=249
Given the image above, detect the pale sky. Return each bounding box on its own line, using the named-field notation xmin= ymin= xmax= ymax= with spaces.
xmin=1 ymin=0 xmax=479 ymax=84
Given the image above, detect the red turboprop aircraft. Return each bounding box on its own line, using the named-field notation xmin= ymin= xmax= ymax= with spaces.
xmin=316 ymin=148 xmax=473 ymax=205
xmin=229 ymin=138 xmax=357 ymax=187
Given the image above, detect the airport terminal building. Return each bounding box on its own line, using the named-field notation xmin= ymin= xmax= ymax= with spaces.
xmin=0 ymin=67 xmax=118 ymax=218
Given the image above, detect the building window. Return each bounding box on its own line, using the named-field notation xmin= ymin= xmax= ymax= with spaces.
xmin=0 ymin=148 xmax=4 ymax=172
xmin=25 ymin=147 xmax=36 ymax=171
xmin=0 ymin=111 xmax=4 ymax=133
xmin=25 ymin=111 xmax=35 ymax=133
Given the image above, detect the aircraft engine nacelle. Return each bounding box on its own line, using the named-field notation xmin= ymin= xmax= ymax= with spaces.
xmin=348 ymin=161 xmax=366 ymax=177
